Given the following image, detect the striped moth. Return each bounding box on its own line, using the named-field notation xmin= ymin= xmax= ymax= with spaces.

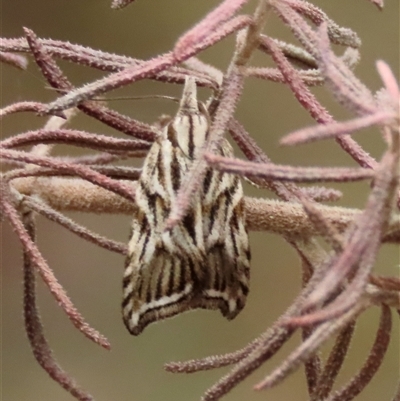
xmin=123 ymin=77 xmax=250 ymax=335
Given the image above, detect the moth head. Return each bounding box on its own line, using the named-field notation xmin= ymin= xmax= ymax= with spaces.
xmin=178 ymin=76 xmax=200 ymax=115
xmin=169 ymin=77 xmax=210 ymax=159
xmin=177 ymin=76 xmax=210 ymax=119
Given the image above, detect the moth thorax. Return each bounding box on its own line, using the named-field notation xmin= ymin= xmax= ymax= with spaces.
xmin=172 ymin=112 xmax=209 ymax=159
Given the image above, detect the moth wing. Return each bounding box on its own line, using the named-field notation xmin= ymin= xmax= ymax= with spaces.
xmin=200 ymin=139 xmax=251 ymax=319
xmin=123 ymin=238 xmax=203 ymax=335
xmin=123 ymin=77 xmax=251 ymax=333
xmin=123 ymin=136 xmax=206 ymax=335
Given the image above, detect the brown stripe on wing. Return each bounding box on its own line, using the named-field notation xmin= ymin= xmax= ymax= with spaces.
xmin=170 ymin=150 xmax=181 ymax=192
xmin=201 ymin=243 xmax=249 ymax=319
xmin=187 ymin=114 xmax=195 ymax=159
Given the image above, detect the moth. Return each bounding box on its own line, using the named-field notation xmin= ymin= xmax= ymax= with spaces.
xmin=122 ymin=77 xmax=250 ymax=335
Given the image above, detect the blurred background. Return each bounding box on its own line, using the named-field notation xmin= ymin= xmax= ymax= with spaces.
xmin=1 ymin=1 xmax=399 ymax=400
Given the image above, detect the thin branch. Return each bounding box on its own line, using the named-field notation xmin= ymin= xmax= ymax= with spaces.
xmin=311 ymin=321 xmax=355 ymax=400
xmin=1 ymin=148 xmax=136 ymax=202
xmin=253 ymin=300 xmax=369 ymax=391
xmin=22 ymin=195 xmax=127 ymax=255
xmin=1 ymin=184 xmax=110 ymax=349
xmin=326 ymin=305 xmax=392 ymax=401
xmin=22 ymin=210 xmax=95 ymax=401
xmin=1 ymin=129 xmax=151 ymax=152
xmin=206 ymin=153 xmax=375 ymax=183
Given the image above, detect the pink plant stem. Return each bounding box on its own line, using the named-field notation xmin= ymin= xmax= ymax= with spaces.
xmin=0 ymin=184 xmax=110 ymax=349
